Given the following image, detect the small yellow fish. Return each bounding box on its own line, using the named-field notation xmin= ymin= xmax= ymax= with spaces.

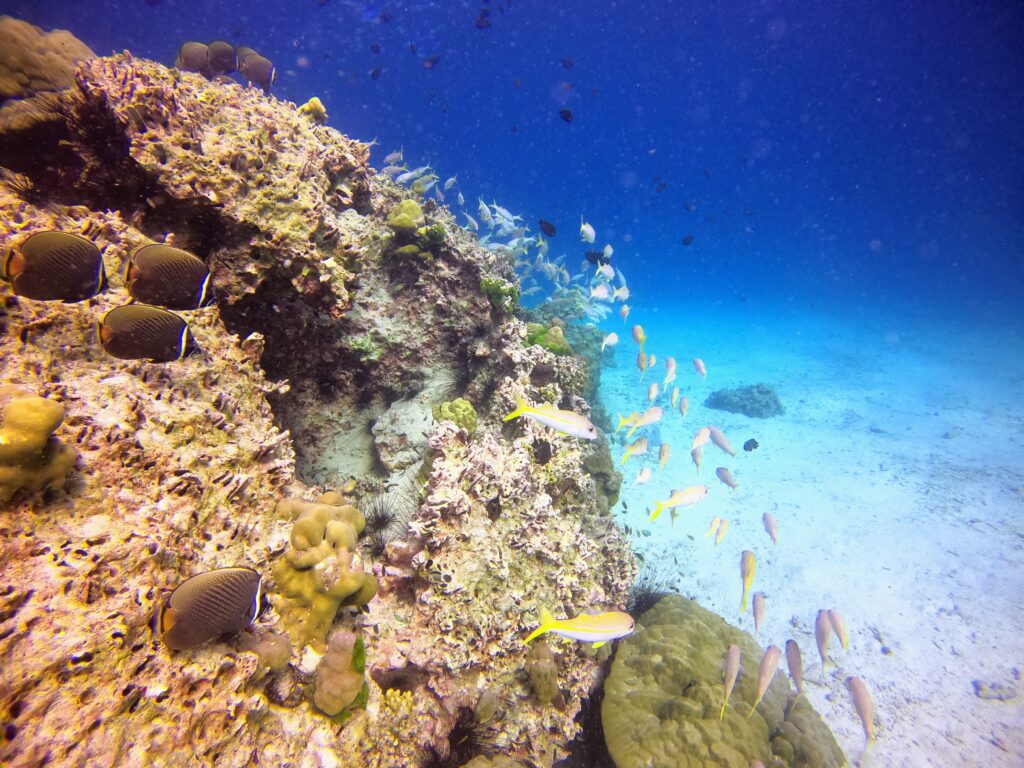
xmin=690 ymin=445 xmax=703 ymax=474
xmin=617 ymin=411 xmax=641 ymax=432
xmin=708 ymin=426 xmax=736 ymax=457
xmin=846 ymin=676 xmax=876 ymax=747
xmin=720 ymin=644 xmax=741 ymax=720
xmin=680 ymin=396 xmax=689 ymax=417
xmin=740 ymin=550 xmax=756 ymax=612
xmin=525 ymin=607 xmax=634 ymax=648
xmin=631 ymin=467 xmax=652 ymax=487
xmin=649 ymin=484 xmax=708 ymax=522
xmin=647 ymin=382 xmax=658 ymax=403
xmin=658 ymin=443 xmax=670 ymax=467
xmin=828 ymin=609 xmax=849 ymax=650
xmin=693 ymin=357 xmax=707 ymax=377
xmin=620 ymin=304 xmax=630 ymax=322
xmin=663 ymin=357 xmax=677 ymax=389
xmin=648 ymin=353 xmax=657 ymax=368
xmin=715 ymin=519 xmax=730 ymax=544
xmin=746 ymin=645 xmax=782 ymax=719
xmin=786 ymin=639 xmax=804 ymax=700
xmin=762 ymin=512 xmax=778 ymax=544
xmin=637 ymin=351 xmax=648 ymax=380
xmin=601 ymin=332 xmax=618 ymax=352
xmin=631 ymin=324 xmax=646 ymax=355
xmin=670 ymin=386 xmax=679 ymax=408
xmin=752 ymin=592 xmax=765 ymax=636
xmin=580 ymin=217 xmax=596 ymax=243
xmin=503 ymin=396 xmax=599 ymax=439
xmin=691 ymin=427 xmax=710 ymax=451
xmin=704 ymin=516 xmax=722 ymax=538
xmin=625 ymin=407 xmax=662 ymax=438
xmin=620 ymin=436 xmax=648 ymax=465
xmin=815 ymin=609 xmax=831 ymax=674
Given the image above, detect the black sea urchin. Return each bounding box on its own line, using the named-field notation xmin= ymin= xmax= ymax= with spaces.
xmin=626 ymin=567 xmax=674 ymax=620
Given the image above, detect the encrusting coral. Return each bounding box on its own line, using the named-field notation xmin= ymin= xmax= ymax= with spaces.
xmin=272 ymin=494 xmax=378 ymax=650
xmin=526 ymin=641 xmax=560 ymax=705
xmin=0 ymin=384 xmax=77 ymax=503
xmin=432 ymin=397 xmax=478 ymax=435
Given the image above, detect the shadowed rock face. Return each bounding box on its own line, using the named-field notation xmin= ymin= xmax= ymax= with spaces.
xmin=705 ymin=383 xmax=785 ymax=418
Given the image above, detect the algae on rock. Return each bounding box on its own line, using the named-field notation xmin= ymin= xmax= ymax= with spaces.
xmin=602 ymin=595 xmax=844 ymax=768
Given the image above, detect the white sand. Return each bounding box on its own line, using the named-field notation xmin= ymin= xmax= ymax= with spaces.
xmin=601 ymin=303 xmax=1024 ymax=767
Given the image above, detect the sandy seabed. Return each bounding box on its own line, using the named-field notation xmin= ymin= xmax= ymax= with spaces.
xmin=600 ymin=300 xmax=1024 ymax=767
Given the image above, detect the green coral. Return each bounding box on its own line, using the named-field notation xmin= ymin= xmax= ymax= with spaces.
xmin=432 ymin=398 xmax=478 ymax=435
xmin=0 ymin=385 xmax=76 ymax=504
xmin=526 ymin=641 xmax=560 ymax=705
xmin=297 ymin=96 xmax=328 ymax=124
xmin=525 ymin=323 xmax=573 ymax=356
xmin=271 ymin=494 xmax=379 ymax=651
xmin=394 ymin=243 xmax=421 ymax=258
xmin=386 ymin=199 xmax=425 ymax=235
xmin=602 ymin=594 xmax=845 ymax=768
xmin=313 ymin=629 xmax=367 ymax=717
xmin=348 ymin=333 xmax=384 ymax=362
xmin=480 ymin=276 xmax=520 ymax=313
xmin=416 ymin=223 xmax=446 ymax=245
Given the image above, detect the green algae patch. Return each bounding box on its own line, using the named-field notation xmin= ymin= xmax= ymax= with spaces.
xmin=386 ymin=199 xmax=426 ymax=235
xmin=525 ymin=322 xmax=573 ymax=355
xmin=480 ymin=276 xmax=520 ymax=313
xmin=432 ymin=398 xmax=478 ymax=435
xmin=602 ymin=594 xmax=844 ymax=768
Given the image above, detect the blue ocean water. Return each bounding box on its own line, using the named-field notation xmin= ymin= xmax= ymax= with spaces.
xmin=5 ymin=2 xmax=1023 ymax=763
xmin=8 ymin=0 xmax=1023 ymax=317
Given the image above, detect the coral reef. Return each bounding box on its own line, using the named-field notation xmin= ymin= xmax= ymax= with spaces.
xmin=432 ymin=397 xmax=478 ymax=435
xmin=297 ymin=97 xmax=328 ymax=124
xmin=0 ymin=47 xmax=638 ymax=768
xmin=272 ymin=495 xmax=378 ymax=650
xmin=602 ymin=595 xmax=844 ymax=768
xmin=0 ymin=385 xmax=77 ymax=503
xmin=313 ymin=629 xmax=367 ymax=716
xmin=526 ymin=641 xmax=561 ymax=705
xmin=705 ymin=383 xmax=785 ymax=418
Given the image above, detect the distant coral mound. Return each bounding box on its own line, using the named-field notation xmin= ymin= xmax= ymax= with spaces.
xmin=0 ymin=15 xmax=94 ymax=100
xmin=705 ymin=383 xmax=784 ymax=418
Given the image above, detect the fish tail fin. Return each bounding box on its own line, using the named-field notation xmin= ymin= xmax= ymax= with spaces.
xmin=741 ymin=589 xmax=748 ymax=613
xmin=592 ymin=641 xmax=606 ymax=649
xmin=619 ymin=450 xmax=630 ymax=466
xmin=719 ymin=703 xmax=726 ymax=720
xmin=649 ymin=502 xmax=663 ymax=522
xmin=625 ymin=423 xmax=639 ymax=438
xmin=503 ymin=395 xmax=529 ymax=422
xmin=525 ymin=607 xmax=555 ymax=643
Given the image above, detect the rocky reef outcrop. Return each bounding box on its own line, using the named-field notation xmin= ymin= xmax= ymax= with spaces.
xmin=0 ymin=42 xmax=633 ymax=768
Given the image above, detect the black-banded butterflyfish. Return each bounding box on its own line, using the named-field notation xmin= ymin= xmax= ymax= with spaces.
xmin=154 ymin=566 xmax=263 ymax=651
xmin=123 ymin=244 xmax=213 ymax=310
xmin=2 ymin=231 xmax=107 ymax=302
xmin=97 ymin=304 xmax=197 ymax=362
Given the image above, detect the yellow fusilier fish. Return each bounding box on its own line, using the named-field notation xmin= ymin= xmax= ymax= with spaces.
xmin=648 ymin=484 xmax=708 ymax=522
xmin=746 ymin=645 xmax=782 ymax=719
xmin=704 ymin=516 xmax=722 ymax=538
xmin=663 ymin=357 xmax=677 ymax=389
xmin=785 ymin=639 xmax=804 ymax=700
xmin=626 ymin=406 xmax=662 ymax=438
xmin=631 ymin=466 xmax=652 ymax=488
xmin=846 ymin=676 xmax=876 ymax=748
xmin=648 ymin=353 xmax=657 ymax=368
xmin=658 ymin=443 xmax=670 ymax=467
xmin=815 ymin=609 xmax=832 ymax=674
xmin=693 ymin=357 xmax=707 ymax=378
xmin=690 ymin=445 xmax=703 ymax=474
xmin=617 ymin=411 xmax=641 ymax=433
xmin=752 ymin=592 xmax=765 ymax=636
xmin=680 ymin=396 xmax=689 ymax=417
xmin=739 ymin=550 xmax=757 ymax=612
xmin=715 ymin=519 xmax=730 ymax=544
xmin=762 ymin=512 xmax=778 ymax=544
xmin=631 ymin=324 xmax=646 ymax=355
xmin=691 ymin=426 xmax=710 ymax=451
xmin=647 ymin=382 xmax=658 ymax=403
xmin=720 ymin=644 xmax=741 ymax=720
xmin=503 ymin=396 xmax=599 ymax=439
xmin=525 ymin=607 xmax=634 ymax=648
xmin=620 ymin=304 xmax=630 ymax=322
xmin=670 ymin=386 xmax=680 ymax=408
xmin=620 ymin=436 xmax=648 ymax=465
xmin=716 ymin=466 xmax=738 ymax=489
xmin=708 ymin=426 xmax=736 ymax=457
xmin=828 ymin=609 xmax=849 ymax=650
xmin=637 ymin=351 xmax=648 ymax=381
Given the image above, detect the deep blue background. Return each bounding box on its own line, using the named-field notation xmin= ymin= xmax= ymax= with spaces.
xmin=5 ymin=0 xmax=1022 ymax=319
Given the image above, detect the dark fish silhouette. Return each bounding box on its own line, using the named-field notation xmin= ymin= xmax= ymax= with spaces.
xmin=97 ymin=304 xmax=197 ymax=362
xmin=379 ymin=9 xmax=392 ymax=22
xmin=154 ymin=567 xmax=263 ymax=650
xmin=239 ymin=52 xmax=275 ymax=91
xmin=559 ymin=108 xmax=573 ymax=123
xmin=584 ymin=250 xmax=610 ymax=266
xmin=123 ymin=244 xmax=213 ymax=310
xmin=538 ymin=219 xmax=556 ymax=237
xmin=370 ymin=67 xmax=382 ymax=80
xmin=175 ymin=42 xmax=210 ymax=75
xmin=561 ymin=58 xmax=574 ymax=70
xmin=655 ymin=182 xmax=666 ymax=193
xmin=681 ymin=234 xmax=694 ymax=246
xmin=2 ymin=231 xmax=107 ymax=302
xmin=475 ymin=9 xmax=492 ymax=29
xmin=744 ymin=438 xmax=759 ymax=452
xmin=422 ymin=55 xmax=441 ymax=70
xmin=370 ymin=42 xmax=381 ymax=54
xmin=207 ymin=41 xmax=236 ymax=74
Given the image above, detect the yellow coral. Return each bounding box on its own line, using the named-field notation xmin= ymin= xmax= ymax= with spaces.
xmin=271 ymin=495 xmax=378 ymax=650
xmin=297 ymin=96 xmax=328 ymax=124
xmin=0 ymin=385 xmax=76 ymax=503
xmin=0 ymin=16 xmax=94 ymax=100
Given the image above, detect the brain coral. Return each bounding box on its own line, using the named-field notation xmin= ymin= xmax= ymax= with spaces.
xmin=602 ymin=594 xmax=844 ymax=768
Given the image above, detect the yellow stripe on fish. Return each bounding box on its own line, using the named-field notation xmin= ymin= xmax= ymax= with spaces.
xmin=503 ymin=396 xmax=598 ymax=439
xmin=525 ymin=607 xmax=634 ymax=648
